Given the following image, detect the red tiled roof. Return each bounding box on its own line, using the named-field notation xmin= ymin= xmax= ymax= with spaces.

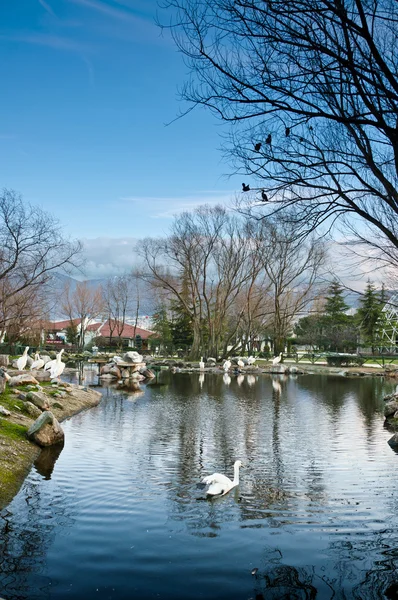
xmin=47 ymin=318 xmax=81 ymax=330
xmin=86 ymin=322 xmax=102 ymax=332
xmin=98 ymin=319 xmax=154 ymax=339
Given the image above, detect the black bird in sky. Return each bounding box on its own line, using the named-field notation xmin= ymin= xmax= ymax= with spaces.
xmin=261 ymin=190 xmax=268 ymax=202
xmin=266 ymin=134 xmax=272 ymax=145
xmin=254 ymin=142 xmax=262 ymax=151
xmin=285 ymin=127 xmax=290 ymax=137
xmin=242 ymin=183 xmax=250 ymax=192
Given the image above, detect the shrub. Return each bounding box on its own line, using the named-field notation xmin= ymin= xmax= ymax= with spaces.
xmin=326 ymin=355 xmax=365 ymax=367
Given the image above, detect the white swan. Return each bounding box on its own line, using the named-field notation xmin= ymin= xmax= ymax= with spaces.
xmin=272 ymin=352 xmax=283 ymax=366
xmin=247 ymin=356 xmax=256 ymax=365
xmin=16 ymin=346 xmax=29 ymax=371
xmin=50 ymin=349 xmax=66 ymax=380
xmin=199 ymin=357 xmax=205 ymax=370
xmin=202 ymin=460 xmax=243 ymax=497
xmin=31 ymin=352 xmax=45 ymax=370
xmin=237 ymin=358 xmax=245 ymax=369
xmin=223 ymin=359 xmax=231 ymax=372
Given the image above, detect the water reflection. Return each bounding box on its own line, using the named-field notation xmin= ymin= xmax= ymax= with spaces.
xmin=1 ymin=372 xmax=398 ymax=600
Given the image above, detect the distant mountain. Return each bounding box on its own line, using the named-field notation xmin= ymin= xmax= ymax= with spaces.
xmin=48 ymin=273 xmax=157 ymax=319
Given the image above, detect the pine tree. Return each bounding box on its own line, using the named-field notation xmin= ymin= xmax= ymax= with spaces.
xmin=152 ymin=306 xmax=173 ymax=355
xmin=322 ymin=281 xmax=356 ymax=352
xmin=356 ymin=280 xmax=383 ymax=353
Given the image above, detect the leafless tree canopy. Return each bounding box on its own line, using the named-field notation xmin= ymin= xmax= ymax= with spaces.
xmin=139 ymin=205 xmax=326 ymax=358
xmin=0 ymin=189 xmax=82 ymax=300
xmin=163 ymin=0 xmax=398 ymax=266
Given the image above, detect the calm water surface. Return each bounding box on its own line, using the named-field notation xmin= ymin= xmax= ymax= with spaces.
xmin=1 ymin=371 xmax=398 ymax=599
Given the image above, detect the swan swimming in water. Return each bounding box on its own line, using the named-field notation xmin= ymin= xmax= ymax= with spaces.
xmin=202 ymin=460 xmax=243 ymax=497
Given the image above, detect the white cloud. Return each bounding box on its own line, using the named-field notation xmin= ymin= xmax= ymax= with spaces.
xmin=119 ymin=191 xmax=235 ymax=219
xmin=75 ymin=236 xmax=141 ymax=279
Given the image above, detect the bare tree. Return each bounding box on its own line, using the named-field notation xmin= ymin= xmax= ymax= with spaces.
xmin=62 ymin=281 xmax=104 ymax=349
xmin=0 ymin=189 xmax=82 ymax=301
xmin=139 ymin=205 xmax=258 ymax=359
xmin=256 ymin=220 xmax=327 ymax=354
xmin=163 ymin=0 xmax=398 ymax=268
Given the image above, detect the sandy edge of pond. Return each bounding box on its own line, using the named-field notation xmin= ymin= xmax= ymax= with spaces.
xmin=0 ymin=380 xmax=102 ymax=511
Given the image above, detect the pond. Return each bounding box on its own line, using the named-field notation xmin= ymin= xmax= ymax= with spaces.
xmin=1 ymin=371 xmax=398 ymax=600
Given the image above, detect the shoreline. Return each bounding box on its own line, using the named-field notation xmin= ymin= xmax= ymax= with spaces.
xmin=0 ymin=374 xmax=102 ymax=511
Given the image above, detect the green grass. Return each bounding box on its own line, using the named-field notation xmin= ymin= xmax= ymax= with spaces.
xmin=0 ymin=389 xmax=29 ymax=415
xmin=0 ymin=418 xmax=28 ymax=441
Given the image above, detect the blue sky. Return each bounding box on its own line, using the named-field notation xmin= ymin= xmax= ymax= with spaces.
xmin=0 ymin=0 xmax=239 ymax=253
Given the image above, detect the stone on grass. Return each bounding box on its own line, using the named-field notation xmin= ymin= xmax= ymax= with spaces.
xmin=26 ymin=391 xmax=50 ymax=410
xmin=0 ymin=405 xmax=11 ymax=416
xmin=24 ymin=401 xmax=42 ymax=419
xmin=8 ymin=374 xmax=39 ymax=387
xmin=27 ymin=411 xmax=64 ymax=447
xmin=123 ymin=351 xmax=143 ymax=363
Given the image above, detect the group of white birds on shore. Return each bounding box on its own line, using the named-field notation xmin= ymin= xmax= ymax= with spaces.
xmin=200 ymin=353 xmax=282 ymax=372
xmin=16 ymin=346 xmax=66 ymax=380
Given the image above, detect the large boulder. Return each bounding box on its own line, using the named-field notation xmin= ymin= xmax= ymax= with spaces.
xmin=42 ymin=355 xmax=52 ymax=365
xmin=384 ymin=401 xmax=398 ymax=418
xmin=123 ymin=351 xmax=143 ymax=363
xmin=27 ymin=411 xmax=64 ymax=447
xmin=26 ymin=391 xmax=50 ymax=411
xmin=8 ymin=374 xmax=39 ymax=387
xmin=100 ymin=364 xmax=112 ymax=375
xmin=109 ymin=365 xmax=122 ymax=379
xmin=33 ymin=370 xmax=51 ymax=382
xmin=26 ymin=355 xmax=33 ymax=368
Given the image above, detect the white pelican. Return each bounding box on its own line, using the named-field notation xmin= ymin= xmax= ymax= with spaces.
xmin=16 ymin=346 xmax=29 ymax=371
xmin=31 ymin=353 xmax=44 ymax=370
xmin=202 ymin=460 xmax=243 ymax=497
xmin=45 ymin=349 xmax=64 ymax=372
xmin=247 ymin=356 xmax=256 ymax=365
xmin=50 ymin=349 xmax=66 ymax=380
xmin=199 ymin=357 xmax=205 ymax=370
xmin=272 ymin=352 xmax=283 ymax=366
xmin=237 ymin=358 xmax=245 ymax=369
xmin=223 ymin=360 xmax=231 ymax=372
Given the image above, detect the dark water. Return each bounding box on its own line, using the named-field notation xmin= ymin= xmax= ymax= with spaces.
xmin=1 ymin=371 xmax=398 ymax=600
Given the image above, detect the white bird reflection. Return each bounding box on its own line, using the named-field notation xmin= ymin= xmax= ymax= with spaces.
xmin=237 ymin=374 xmax=244 ymax=386
xmin=199 ymin=373 xmax=205 ymax=389
xmin=223 ymin=373 xmax=231 ymax=385
xmin=272 ymin=378 xmax=282 ymax=394
xmin=247 ymin=375 xmax=256 ymax=387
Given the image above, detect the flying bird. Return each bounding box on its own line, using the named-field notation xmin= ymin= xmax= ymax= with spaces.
xmin=242 ymin=183 xmax=250 ymax=192
xmin=266 ymin=134 xmax=272 ymax=145
xmin=261 ymin=190 xmax=268 ymax=202
xmin=285 ymin=127 xmax=290 ymax=137
xmin=254 ymin=142 xmax=262 ymax=151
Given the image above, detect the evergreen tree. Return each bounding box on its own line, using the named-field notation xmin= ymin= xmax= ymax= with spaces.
xmin=322 ymin=282 xmax=356 ymax=352
xmin=356 ymin=281 xmax=383 ymax=353
xmin=152 ymin=306 xmax=173 ymax=355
